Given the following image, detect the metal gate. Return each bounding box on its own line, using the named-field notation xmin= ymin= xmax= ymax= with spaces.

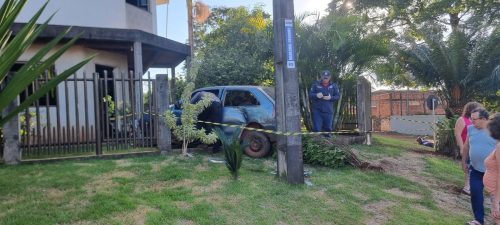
xmin=17 ymin=72 xmax=160 ymax=160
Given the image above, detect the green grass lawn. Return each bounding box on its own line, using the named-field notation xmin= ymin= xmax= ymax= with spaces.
xmin=0 ymin=134 xmax=469 ymax=225
xmin=352 ymin=134 xmax=428 ymax=159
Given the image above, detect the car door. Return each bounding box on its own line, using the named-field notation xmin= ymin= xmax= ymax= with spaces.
xmin=222 ymin=88 xmax=274 ymax=130
xmin=171 ymin=88 xmax=220 ymax=124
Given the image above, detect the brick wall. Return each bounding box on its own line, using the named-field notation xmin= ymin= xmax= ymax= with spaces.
xmin=371 ymin=90 xmax=446 ymax=131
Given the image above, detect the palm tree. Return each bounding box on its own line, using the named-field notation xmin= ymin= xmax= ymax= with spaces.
xmin=295 ymin=12 xmax=389 ymax=130
xmin=0 ymin=0 xmax=93 ymax=126
xmin=396 ymin=27 xmax=500 ymax=111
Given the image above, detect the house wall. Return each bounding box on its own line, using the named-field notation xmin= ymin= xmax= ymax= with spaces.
xmin=3 ymin=0 xmax=157 ymax=34
xmin=390 ymin=115 xmax=446 ymax=136
xmin=126 ymin=1 xmax=157 ymax=34
xmin=18 ymin=44 xmax=131 ymax=134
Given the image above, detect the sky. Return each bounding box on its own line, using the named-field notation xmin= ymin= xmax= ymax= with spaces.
xmin=156 ymin=0 xmax=331 ymax=44
xmin=149 ymin=0 xmax=332 ymax=76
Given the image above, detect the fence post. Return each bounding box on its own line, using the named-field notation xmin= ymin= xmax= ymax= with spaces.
xmin=2 ymin=96 xmax=21 ymax=164
xmin=155 ymin=74 xmax=171 ymax=154
xmin=93 ymin=73 xmax=102 ymax=155
xmin=357 ymin=77 xmax=372 ymax=145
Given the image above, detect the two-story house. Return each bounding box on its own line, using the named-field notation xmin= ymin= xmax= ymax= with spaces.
xmin=3 ymin=0 xmax=189 ymax=151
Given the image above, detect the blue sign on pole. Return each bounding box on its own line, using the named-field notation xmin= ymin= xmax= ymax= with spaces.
xmin=284 ymin=19 xmax=296 ymax=69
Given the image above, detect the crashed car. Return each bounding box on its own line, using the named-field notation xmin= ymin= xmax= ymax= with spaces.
xmin=172 ymin=86 xmax=276 ymax=158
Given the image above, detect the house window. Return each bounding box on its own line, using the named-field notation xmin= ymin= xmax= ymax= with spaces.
xmin=126 ymin=0 xmax=149 ymax=11
xmin=224 ymin=90 xmax=260 ymax=107
xmin=12 ymin=63 xmax=58 ymax=107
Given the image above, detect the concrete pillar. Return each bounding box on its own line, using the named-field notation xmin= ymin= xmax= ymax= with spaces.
xmin=133 ymin=41 xmax=143 ymax=118
xmin=357 ymin=77 xmax=372 ymax=145
xmin=2 ymin=98 xmax=21 ymax=164
xmin=155 ymin=74 xmax=172 ymax=153
xmin=273 ymin=0 xmax=303 ymax=184
xmin=133 ymin=42 xmax=144 ymax=139
xmin=170 ymin=67 xmax=176 ymax=102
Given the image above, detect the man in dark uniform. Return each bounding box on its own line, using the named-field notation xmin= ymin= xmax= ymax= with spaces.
xmin=309 ymin=70 xmax=340 ymax=132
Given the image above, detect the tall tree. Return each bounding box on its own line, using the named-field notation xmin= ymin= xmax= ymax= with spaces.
xmin=349 ymin=0 xmax=500 ymax=111
xmin=192 ymin=6 xmax=274 ymax=88
xmin=295 ymin=11 xmax=389 ymax=130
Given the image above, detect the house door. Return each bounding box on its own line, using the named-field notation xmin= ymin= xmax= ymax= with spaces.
xmin=96 ymin=64 xmax=115 ymax=99
xmin=95 ymin=64 xmax=115 ymax=140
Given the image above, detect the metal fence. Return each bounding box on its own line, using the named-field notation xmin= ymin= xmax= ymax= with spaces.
xmin=16 ymin=72 xmax=159 ymax=159
xmin=337 ymin=96 xmax=357 ymax=130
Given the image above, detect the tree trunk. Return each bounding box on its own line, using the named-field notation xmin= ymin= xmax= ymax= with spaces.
xmin=187 ymin=0 xmax=193 ymax=59
xmin=182 ymin=139 xmax=188 ymax=155
xmin=448 ymin=85 xmax=467 ymax=114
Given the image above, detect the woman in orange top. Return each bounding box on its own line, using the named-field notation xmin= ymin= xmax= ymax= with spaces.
xmin=483 ymin=113 xmax=500 ymax=224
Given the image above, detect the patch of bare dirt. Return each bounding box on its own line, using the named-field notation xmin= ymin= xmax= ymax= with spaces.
xmin=352 ymin=192 xmax=370 ymax=201
xmin=115 ymin=159 xmax=132 ymax=167
xmin=85 ymin=171 xmax=136 ymax=195
xmin=114 ymin=205 xmax=158 ymax=225
xmin=276 ymin=221 xmax=289 ymax=225
xmin=70 ymin=221 xmax=94 ymax=225
xmin=378 ymin=152 xmax=426 ymax=182
xmin=169 ymin=179 xmax=195 ymax=189
xmin=67 ymin=199 xmax=90 ymax=210
xmin=151 ymin=163 xmax=162 ymax=172
xmin=174 ymin=201 xmax=192 ymax=209
xmin=195 ymin=163 xmax=209 ymax=172
xmin=2 ymin=195 xmax=22 ymax=205
xmin=45 ymin=188 xmax=66 ymax=201
xmin=384 ymin=188 xmax=421 ymax=200
xmin=363 ymin=200 xmax=396 ymax=225
xmin=192 ymin=178 xmax=226 ymax=196
xmin=175 ymin=219 xmax=196 ymax=225
xmin=372 ymin=146 xmax=473 ymax=219
xmin=309 ymin=189 xmax=337 ymax=207
xmin=69 ymin=205 xmax=157 ymax=225
xmin=73 ymin=163 xmax=93 ymax=167
xmin=409 ymin=148 xmax=448 ymax=156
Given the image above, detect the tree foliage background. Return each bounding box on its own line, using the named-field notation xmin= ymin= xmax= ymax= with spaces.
xmin=186 ymin=0 xmax=499 ymax=131
xmin=191 ymin=6 xmax=274 ymax=88
xmin=295 ymin=8 xmax=389 ymax=130
xmin=348 ymin=0 xmax=500 ymax=112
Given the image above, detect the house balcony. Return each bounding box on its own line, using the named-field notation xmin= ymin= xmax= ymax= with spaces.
xmin=9 ymin=0 xmax=158 ymax=34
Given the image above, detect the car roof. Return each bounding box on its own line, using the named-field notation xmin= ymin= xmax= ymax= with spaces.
xmin=194 ymin=86 xmax=268 ymax=92
xmin=194 ymin=86 xmax=275 ymax=103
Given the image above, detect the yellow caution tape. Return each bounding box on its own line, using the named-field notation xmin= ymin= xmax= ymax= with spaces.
xmin=196 ymin=120 xmax=358 ymax=136
xmin=113 ymin=112 xmax=451 ymax=135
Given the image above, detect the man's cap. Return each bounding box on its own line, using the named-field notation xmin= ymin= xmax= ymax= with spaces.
xmin=321 ymin=70 xmax=331 ymax=77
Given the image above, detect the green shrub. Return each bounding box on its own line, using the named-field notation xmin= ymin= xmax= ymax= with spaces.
xmin=436 ymin=115 xmax=459 ymax=158
xmin=302 ymin=136 xmax=346 ymax=168
xmin=215 ymin=128 xmax=243 ymax=180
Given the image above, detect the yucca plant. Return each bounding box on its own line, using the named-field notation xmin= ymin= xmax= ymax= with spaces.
xmin=214 ymin=128 xmax=244 ymax=180
xmin=0 ymin=0 xmax=94 ymax=126
xmin=436 ymin=115 xmax=459 ymax=158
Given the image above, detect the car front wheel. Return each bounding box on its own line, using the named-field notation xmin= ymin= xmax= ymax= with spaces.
xmin=241 ymin=130 xmax=271 ymax=158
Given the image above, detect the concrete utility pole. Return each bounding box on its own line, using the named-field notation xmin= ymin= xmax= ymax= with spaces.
xmin=272 ymin=0 xmax=304 ymax=184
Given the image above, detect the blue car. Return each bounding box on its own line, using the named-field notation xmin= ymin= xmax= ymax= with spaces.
xmin=172 ymin=86 xmax=276 ymax=158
